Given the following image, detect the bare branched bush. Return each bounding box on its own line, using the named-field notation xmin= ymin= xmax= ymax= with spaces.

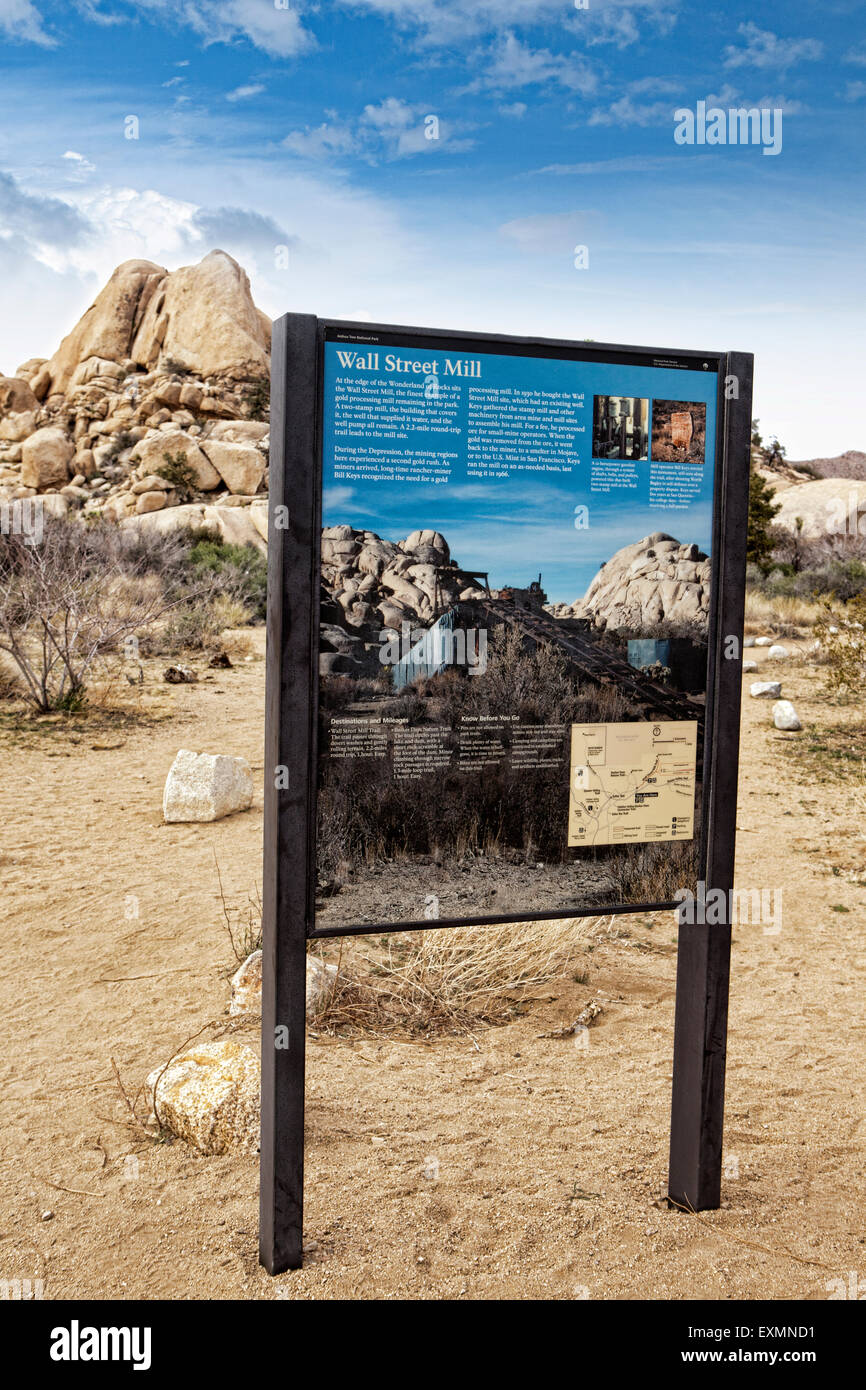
xmin=0 ymin=519 xmax=177 ymax=711
xmin=213 ymin=851 xmax=263 ymax=965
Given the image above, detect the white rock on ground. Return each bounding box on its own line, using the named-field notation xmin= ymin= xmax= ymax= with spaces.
xmin=229 ymin=950 xmax=263 ymax=1016
xmin=163 ymin=749 xmax=253 ymax=822
xmin=146 ymin=1040 xmax=259 ymax=1154
xmin=743 ymin=637 xmax=756 ymax=648
xmin=767 ymin=644 xmax=789 ymax=659
xmin=743 ymin=660 xmax=758 ymax=672
xmin=754 ymin=636 xmax=774 ymax=647
xmin=773 ymin=699 xmax=802 ymax=731
xmin=229 ymin=950 xmax=341 ymax=1018
xmin=750 ymin=681 xmax=782 ymax=698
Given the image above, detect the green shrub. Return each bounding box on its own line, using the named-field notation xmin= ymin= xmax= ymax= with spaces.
xmin=188 ymin=537 xmax=268 ymax=621
xmin=157 ymin=450 xmax=197 ymax=500
xmin=243 ymin=376 xmax=270 ymax=421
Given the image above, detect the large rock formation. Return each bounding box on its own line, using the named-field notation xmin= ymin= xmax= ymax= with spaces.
xmin=771 ymin=476 xmax=866 ymax=540
xmin=552 ymin=532 xmax=711 ymax=633
xmin=318 ymin=525 xmax=488 ymax=675
xmin=42 ymin=250 xmax=270 ymax=395
xmin=0 ymin=250 xmax=271 ymax=521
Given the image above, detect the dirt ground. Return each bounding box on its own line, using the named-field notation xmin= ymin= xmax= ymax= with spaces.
xmin=0 ymin=633 xmax=863 ymax=1301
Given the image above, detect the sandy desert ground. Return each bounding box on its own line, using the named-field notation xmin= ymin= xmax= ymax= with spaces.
xmin=0 ymin=633 xmax=863 ymax=1301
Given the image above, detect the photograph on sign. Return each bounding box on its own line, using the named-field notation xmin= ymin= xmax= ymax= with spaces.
xmin=314 ymin=331 xmax=721 ymax=932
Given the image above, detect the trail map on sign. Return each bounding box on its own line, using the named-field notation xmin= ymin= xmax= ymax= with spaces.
xmin=568 ymin=721 xmax=698 ymax=847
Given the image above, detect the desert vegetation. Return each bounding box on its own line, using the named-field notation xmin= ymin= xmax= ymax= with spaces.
xmin=0 ymin=516 xmax=267 ymax=712
xmin=312 ymin=914 xmax=599 ymax=1036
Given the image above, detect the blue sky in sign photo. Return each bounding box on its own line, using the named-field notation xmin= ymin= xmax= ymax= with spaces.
xmin=0 ymin=0 xmax=863 ymax=458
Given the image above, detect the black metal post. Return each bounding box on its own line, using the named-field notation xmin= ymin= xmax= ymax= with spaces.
xmin=668 ymin=351 xmax=753 ymax=1210
xmin=260 ymin=313 xmax=319 ymax=1273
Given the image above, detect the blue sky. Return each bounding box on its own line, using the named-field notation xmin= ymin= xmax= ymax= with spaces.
xmin=1 ymin=0 xmax=864 ymax=459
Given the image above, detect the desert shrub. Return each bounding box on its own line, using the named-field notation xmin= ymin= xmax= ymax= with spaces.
xmin=0 ymin=518 xmax=177 ymax=711
xmin=156 ymin=450 xmax=197 ymax=501
xmin=214 ymin=854 xmax=263 ymax=965
xmin=243 ymin=376 xmax=270 ymax=421
xmin=814 ymin=594 xmax=866 ymax=700
xmin=187 ymin=537 xmax=268 ymax=621
xmin=316 ymin=628 xmax=691 ymax=878
xmin=743 ymin=585 xmax=826 ymax=635
xmin=161 ymin=357 xmax=191 ymax=377
xmin=615 ymin=839 xmax=701 ymax=905
xmin=105 ymin=429 xmax=137 ymax=462
xmin=748 ymin=558 xmax=866 ymax=603
xmin=155 ymin=592 xmax=251 ymax=654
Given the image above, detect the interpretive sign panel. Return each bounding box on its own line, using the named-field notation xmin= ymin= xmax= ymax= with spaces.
xmin=315 ymin=327 xmax=723 ymax=934
xmin=260 ymin=315 xmax=753 ymax=1273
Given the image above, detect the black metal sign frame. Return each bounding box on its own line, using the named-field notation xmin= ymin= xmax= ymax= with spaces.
xmin=260 ymin=313 xmax=752 ymax=1273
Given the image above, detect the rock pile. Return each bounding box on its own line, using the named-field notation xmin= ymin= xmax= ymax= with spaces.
xmin=320 ymin=525 xmax=488 ymax=675
xmin=0 ymin=250 xmax=271 ymax=532
xmin=548 ymin=532 xmax=711 ymax=632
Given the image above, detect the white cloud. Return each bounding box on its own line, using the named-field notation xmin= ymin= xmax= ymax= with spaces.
xmin=499 ymin=209 xmax=601 ymax=253
xmin=341 ymin=0 xmax=676 ymax=51
xmin=588 ymin=80 xmax=740 ymax=129
xmin=588 ymin=94 xmax=674 ymax=127
xmin=226 ymin=83 xmax=266 ymax=102
xmin=845 ymin=81 xmax=866 ymax=102
xmin=362 ymin=98 xmax=471 ymax=157
xmin=499 ymin=101 xmax=527 ymax=118
xmin=723 ymin=23 xmax=822 ymax=71
xmin=469 ymin=32 xmax=597 ymax=95
xmin=284 ymin=100 xmax=472 ymax=162
xmin=0 ymin=0 xmax=55 ymax=45
xmin=323 ymin=485 xmax=356 ymax=510
xmin=63 ymin=150 xmax=96 ymax=175
xmin=0 ymin=169 xmax=92 ymax=253
xmin=339 ymin=0 xmax=572 ymax=46
xmin=283 ymin=121 xmax=359 ymax=159
xmin=538 ymin=154 xmax=689 ymax=175
xmin=82 ymin=0 xmax=314 ymax=58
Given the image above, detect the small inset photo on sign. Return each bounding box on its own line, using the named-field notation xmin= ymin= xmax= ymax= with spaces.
xmin=651 ymin=399 xmax=707 ymax=464
xmin=592 ymin=395 xmax=649 ymax=461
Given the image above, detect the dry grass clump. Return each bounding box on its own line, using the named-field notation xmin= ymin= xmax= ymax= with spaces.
xmin=313 ymin=914 xmax=600 ymax=1036
xmin=217 ymin=625 xmax=256 ymax=662
xmin=743 ymin=589 xmax=826 ymax=635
